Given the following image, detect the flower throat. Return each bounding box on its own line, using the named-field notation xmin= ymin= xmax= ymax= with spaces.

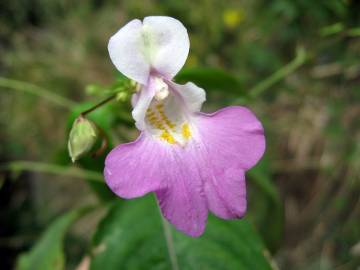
xmin=146 ymin=102 xmax=191 ymax=145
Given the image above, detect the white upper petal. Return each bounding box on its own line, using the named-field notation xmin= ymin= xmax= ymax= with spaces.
xmin=108 ymin=16 xmax=189 ymax=84
xmin=143 ymin=16 xmax=189 ymax=79
xmin=108 ymin=19 xmax=150 ymax=84
xmin=168 ymin=81 xmax=206 ymax=112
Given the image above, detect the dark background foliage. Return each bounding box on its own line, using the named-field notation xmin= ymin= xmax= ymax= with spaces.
xmin=1 ymin=0 xmax=359 ymax=269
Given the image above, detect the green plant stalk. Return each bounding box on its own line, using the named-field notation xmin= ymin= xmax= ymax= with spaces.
xmin=0 ymin=161 xmax=104 ymax=183
xmin=156 ymin=198 xmax=179 ymax=270
xmin=247 ymin=47 xmax=307 ymax=99
xmin=319 ymin=22 xmax=344 ymax=36
xmin=0 ymin=77 xmax=76 ymax=109
xmin=347 ymin=27 xmax=360 ymax=37
xmin=80 ymin=94 xmax=117 ymax=117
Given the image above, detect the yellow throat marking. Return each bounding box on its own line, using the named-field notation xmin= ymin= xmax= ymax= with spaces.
xmin=160 ymin=130 xmax=176 ymax=144
xmin=182 ymin=123 xmax=191 ymax=139
xmin=146 ymin=103 xmax=192 ymax=145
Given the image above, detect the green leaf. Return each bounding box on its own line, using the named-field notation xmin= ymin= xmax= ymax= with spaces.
xmin=90 ymin=195 xmax=274 ymax=270
xmin=16 ymin=207 xmax=92 ymax=270
xmin=176 ymin=67 xmax=243 ymax=95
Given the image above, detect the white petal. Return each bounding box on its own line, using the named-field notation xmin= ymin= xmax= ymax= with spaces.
xmin=108 ymin=19 xmax=150 ymax=84
xmin=168 ymin=81 xmax=206 ymax=112
xmin=108 ymin=16 xmax=189 ymax=84
xmin=143 ymin=16 xmax=189 ymax=79
xmin=132 ymin=84 xmax=155 ymax=130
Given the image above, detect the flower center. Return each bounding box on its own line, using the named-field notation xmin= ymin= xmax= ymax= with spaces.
xmin=145 ymin=98 xmax=192 ymax=146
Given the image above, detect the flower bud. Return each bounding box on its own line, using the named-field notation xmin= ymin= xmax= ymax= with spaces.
xmin=68 ymin=116 xmax=98 ymax=162
xmin=116 ymin=91 xmax=128 ymax=102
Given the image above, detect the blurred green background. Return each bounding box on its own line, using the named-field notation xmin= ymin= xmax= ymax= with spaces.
xmin=1 ymin=0 xmax=360 ymax=269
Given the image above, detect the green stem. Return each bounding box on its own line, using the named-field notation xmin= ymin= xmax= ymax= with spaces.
xmin=156 ymin=198 xmax=179 ymax=270
xmin=347 ymin=27 xmax=360 ymax=37
xmin=81 ymin=94 xmax=117 ymax=117
xmin=0 ymin=77 xmax=77 ymax=109
xmin=0 ymin=161 xmax=104 ymax=183
xmin=247 ymin=47 xmax=307 ymax=99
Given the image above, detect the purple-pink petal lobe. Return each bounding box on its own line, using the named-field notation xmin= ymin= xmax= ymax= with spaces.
xmin=196 ymin=106 xmax=266 ymax=171
xmin=195 ymin=106 xmax=264 ymax=220
xmin=104 ymin=133 xmax=166 ymax=199
xmin=155 ymin=142 xmax=208 ymax=237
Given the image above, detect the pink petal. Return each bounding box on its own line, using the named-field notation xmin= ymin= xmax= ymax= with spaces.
xmin=105 ymin=133 xmax=208 ymax=237
xmin=155 ymin=144 xmax=208 ymax=237
xmin=203 ymin=167 xmax=247 ymax=219
xmin=197 ymin=106 xmax=265 ymax=170
xmin=104 ymin=106 xmax=265 ymax=236
xmin=104 ymin=133 xmax=165 ymax=199
xmin=196 ymin=106 xmax=265 ymax=219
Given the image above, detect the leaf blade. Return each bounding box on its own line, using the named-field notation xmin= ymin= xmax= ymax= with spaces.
xmin=90 ymin=195 xmax=273 ymax=270
xmin=16 ymin=207 xmax=92 ymax=270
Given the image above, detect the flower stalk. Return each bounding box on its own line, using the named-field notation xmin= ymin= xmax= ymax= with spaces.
xmin=157 ymin=198 xmax=179 ymax=270
xmin=247 ymin=47 xmax=307 ymax=99
xmin=80 ymin=94 xmax=117 ymax=117
xmin=0 ymin=77 xmax=76 ymax=109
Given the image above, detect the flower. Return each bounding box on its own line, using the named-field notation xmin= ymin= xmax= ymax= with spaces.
xmin=105 ymin=16 xmax=265 ymax=237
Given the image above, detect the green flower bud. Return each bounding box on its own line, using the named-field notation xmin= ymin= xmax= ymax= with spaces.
xmin=68 ymin=116 xmax=98 ymax=162
xmin=116 ymin=91 xmax=128 ymax=102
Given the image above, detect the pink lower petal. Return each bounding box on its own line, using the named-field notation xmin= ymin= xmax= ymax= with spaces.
xmin=104 ymin=133 xmax=166 ymax=199
xmin=195 ymin=106 xmax=265 ymax=219
xmin=156 ymin=145 xmax=208 ymax=237
xmin=203 ymin=166 xmax=247 ymax=219
xmin=104 ymin=106 xmax=264 ymax=236
xmin=105 ymin=133 xmax=208 ymax=236
xmin=197 ymin=106 xmax=265 ymax=170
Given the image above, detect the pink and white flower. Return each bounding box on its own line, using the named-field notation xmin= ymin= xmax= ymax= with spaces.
xmin=105 ymin=16 xmax=265 ymax=237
